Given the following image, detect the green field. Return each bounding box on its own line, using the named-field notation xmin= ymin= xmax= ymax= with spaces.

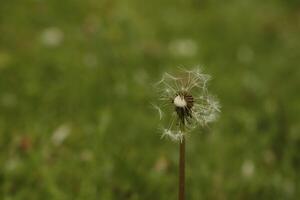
xmin=0 ymin=0 xmax=299 ymax=199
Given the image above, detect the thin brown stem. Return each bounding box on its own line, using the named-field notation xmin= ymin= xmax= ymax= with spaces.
xmin=178 ymin=137 xmax=185 ymax=200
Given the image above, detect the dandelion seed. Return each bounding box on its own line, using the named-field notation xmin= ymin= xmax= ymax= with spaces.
xmin=152 ymin=103 xmax=163 ymax=120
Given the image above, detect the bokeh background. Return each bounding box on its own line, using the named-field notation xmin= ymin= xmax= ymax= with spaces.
xmin=1 ymin=0 xmax=299 ymax=199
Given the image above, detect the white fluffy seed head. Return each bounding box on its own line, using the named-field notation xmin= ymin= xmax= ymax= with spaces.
xmin=155 ymin=68 xmax=221 ymax=142
xmin=173 ymin=95 xmax=187 ymax=107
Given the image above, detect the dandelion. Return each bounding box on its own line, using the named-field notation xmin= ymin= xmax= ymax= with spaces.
xmin=155 ymin=67 xmax=220 ymax=142
xmin=154 ymin=67 xmax=220 ymax=200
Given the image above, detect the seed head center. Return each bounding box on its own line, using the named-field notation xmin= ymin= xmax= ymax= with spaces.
xmin=173 ymin=95 xmax=187 ymax=107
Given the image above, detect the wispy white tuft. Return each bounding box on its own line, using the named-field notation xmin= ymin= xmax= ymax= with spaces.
xmin=152 ymin=103 xmax=163 ymax=120
xmin=161 ymin=129 xmax=184 ymax=143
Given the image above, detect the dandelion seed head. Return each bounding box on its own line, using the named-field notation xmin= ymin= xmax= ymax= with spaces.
xmin=155 ymin=67 xmax=220 ymax=141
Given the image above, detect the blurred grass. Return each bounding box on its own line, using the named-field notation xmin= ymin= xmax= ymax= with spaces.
xmin=0 ymin=0 xmax=300 ymax=199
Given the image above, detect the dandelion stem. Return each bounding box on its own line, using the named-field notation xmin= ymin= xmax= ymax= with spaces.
xmin=179 ymin=123 xmax=185 ymax=200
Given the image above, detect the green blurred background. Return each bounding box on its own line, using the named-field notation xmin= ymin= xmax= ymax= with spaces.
xmin=0 ymin=0 xmax=299 ymax=199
